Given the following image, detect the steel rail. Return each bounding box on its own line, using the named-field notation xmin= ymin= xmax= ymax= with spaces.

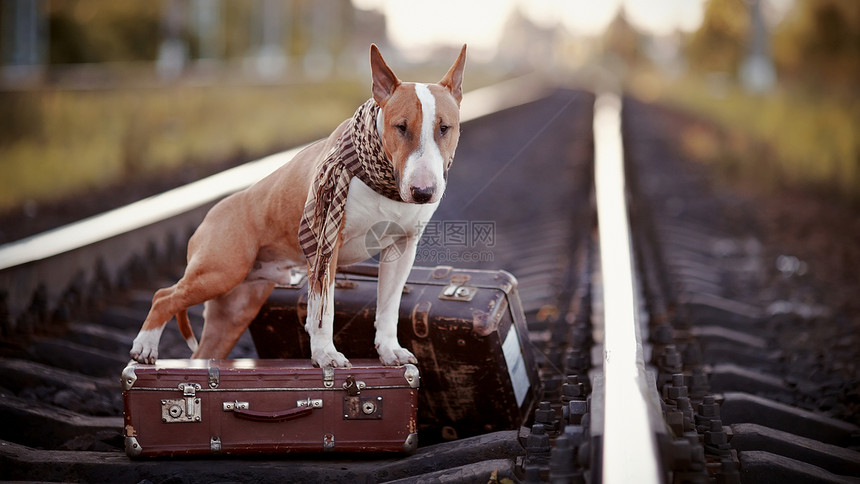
xmin=0 ymin=74 xmax=550 ymax=325
xmin=593 ymin=93 xmax=665 ymax=483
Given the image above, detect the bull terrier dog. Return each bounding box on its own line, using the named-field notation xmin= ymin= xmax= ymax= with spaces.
xmin=130 ymin=44 xmax=466 ymax=368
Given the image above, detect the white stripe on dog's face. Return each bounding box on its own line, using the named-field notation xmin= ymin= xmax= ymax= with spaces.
xmin=377 ymin=81 xmax=459 ymax=204
xmin=400 ymin=83 xmax=446 ymax=204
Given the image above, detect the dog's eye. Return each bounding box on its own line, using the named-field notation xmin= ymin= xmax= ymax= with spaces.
xmin=395 ymin=123 xmax=407 ymax=135
xmin=440 ymin=125 xmax=451 ymax=135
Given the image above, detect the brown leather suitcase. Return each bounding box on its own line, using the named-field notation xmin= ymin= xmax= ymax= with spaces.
xmin=122 ymin=359 xmax=419 ymax=457
xmin=249 ymin=265 xmax=540 ymax=442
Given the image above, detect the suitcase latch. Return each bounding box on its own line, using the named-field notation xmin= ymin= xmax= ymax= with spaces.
xmin=161 ymin=383 xmax=202 ymax=423
xmin=439 ymin=275 xmax=477 ymax=302
xmin=208 ymin=367 xmax=220 ymax=389
xmin=323 ymin=366 xmax=335 ymax=388
xmin=343 ymin=375 xmax=365 ymax=396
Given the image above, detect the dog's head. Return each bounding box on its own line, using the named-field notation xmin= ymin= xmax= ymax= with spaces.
xmin=370 ymin=44 xmax=466 ymax=204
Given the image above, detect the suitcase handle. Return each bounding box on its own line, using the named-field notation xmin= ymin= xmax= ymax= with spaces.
xmin=231 ymin=405 xmax=314 ymax=423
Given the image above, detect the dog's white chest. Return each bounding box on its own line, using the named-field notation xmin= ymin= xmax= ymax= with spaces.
xmin=339 ymin=177 xmax=438 ymax=265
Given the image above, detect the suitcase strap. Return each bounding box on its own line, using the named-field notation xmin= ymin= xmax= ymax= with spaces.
xmin=231 ymin=405 xmax=314 ymax=423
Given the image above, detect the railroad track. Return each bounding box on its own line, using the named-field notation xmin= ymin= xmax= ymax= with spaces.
xmin=1 ymin=80 xmax=858 ymax=483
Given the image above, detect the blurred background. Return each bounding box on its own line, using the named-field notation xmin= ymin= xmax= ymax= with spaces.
xmin=0 ymin=0 xmax=857 ymax=241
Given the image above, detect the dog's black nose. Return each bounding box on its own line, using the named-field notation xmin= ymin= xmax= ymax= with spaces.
xmin=410 ymin=186 xmax=434 ymax=204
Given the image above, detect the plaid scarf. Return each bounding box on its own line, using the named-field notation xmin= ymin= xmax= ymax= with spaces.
xmin=298 ymin=99 xmax=401 ymax=302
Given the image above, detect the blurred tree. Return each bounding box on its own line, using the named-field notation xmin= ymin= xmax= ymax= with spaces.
xmin=221 ymin=2 xmax=252 ymax=59
xmin=686 ymin=0 xmax=749 ymax=75
xmin=1 ymin=0 xmax=48 ymax=68
xmin=603 ymin=8 xmax=645 ymax=68
xmin=11 ymin=0 xmax=374 ymax=76
xmin=772 ymin=0 xmax=860 ymax=90
xmin=46 ymin=1 xmax=161 ymax=63
xmin=498 ymin=7 xmax=558 ymax=72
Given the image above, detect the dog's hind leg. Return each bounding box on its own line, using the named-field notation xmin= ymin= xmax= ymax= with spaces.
xmin=130 ymin=284 xmax=184 ymax=364
xmin=130 ymin=231 xmax=256 ymax=364
xmin=194 ymin=280 xmax=275 ymax=359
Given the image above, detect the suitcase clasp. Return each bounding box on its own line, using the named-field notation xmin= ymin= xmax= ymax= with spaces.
xmin=343 ymin=375 xmax=365 ymax=396
xmin=208 ymin=366 xmax=220 ymax=389
xmin=323 ymin=366 xmax=335 ymax=388
xmin=439 ymin=274 xmax=478 ymax=302
xmin=161 ymin=383 xmax=202 ymax=423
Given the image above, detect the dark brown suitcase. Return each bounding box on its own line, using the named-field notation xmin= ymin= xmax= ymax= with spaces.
xmin=122 ymin=358 xmax=419 ymax=457
xmin=249 ymin=265 xmax=540 ymax=442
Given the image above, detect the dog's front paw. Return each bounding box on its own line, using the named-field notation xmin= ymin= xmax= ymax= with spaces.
xmin=376 ymin=344 xmax=417 ymax=366
xmin=311 ymin=345 xmax=351 ymax=368
xmin=130 ymin=339 xmax=158 ymax=365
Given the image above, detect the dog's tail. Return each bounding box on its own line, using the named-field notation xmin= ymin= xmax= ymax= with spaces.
xmin=176 ymin=310 xmax=199 ymax=353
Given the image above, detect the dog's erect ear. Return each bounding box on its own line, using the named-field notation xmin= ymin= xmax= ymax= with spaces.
xmin=370 ymin=44 xmax=401 ymax=107
xmin=439 ymin=44 xmax=467 ymax=106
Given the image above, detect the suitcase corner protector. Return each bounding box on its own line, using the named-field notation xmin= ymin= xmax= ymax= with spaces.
xmin=403 ymin=433 xmax=418 ymax=454
xmin=121 ymin=361 xmax=137 ymax=391
xmin=125 ymin=436 xmax=142 ymax=457
xmin=495 ymin=269 xmax=519 ymax=292
xmin=403 ymin=364 xmax=420 ymax=388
